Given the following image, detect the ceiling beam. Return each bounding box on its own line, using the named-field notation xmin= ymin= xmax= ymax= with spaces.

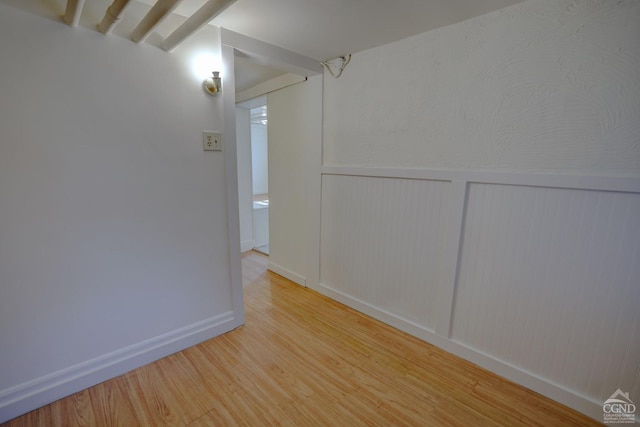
xmin=98 ymin=0 xmax=132 ymax=34
xmin=63 ymin=0 xmax=86 ymax=27
xmin=161 ymin=0 xmax=237 ymax=52
xmin=236 ymin=74 xmax=307 ymax=104
xmin=131 ymin=0 xmax=183 ymax=44
xmin=221 ymin=29 xmax=324 ymax=76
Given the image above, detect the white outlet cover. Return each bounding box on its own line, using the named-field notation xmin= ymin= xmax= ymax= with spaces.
xmin=203 ymin=131 xmax=222 ymax=151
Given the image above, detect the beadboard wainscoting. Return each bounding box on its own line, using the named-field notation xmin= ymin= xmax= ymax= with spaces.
xmin=316 ymin=166 xmax=640 ymax=421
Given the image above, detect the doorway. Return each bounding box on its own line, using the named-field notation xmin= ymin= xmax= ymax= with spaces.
xmin=224 ymin=29 xmax=324 ymax=295
xmin=250 ymin=104 xmax=269 ymax=255
xmin=236 ymin=95 xmax=270 ymax=255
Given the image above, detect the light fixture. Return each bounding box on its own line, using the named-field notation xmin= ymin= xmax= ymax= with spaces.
xmin=321 ymin=54 xmax=352 ymax=78
xmin=203 ymin=71 xmax=222 ymax=96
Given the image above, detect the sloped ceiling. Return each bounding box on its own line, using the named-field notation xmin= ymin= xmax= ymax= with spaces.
xmin=2 ymin=0 xmax=524 ymax=92
xmin=138 ymin=0 xmax=524 ymax=61
xmin=138 ymin=0 xmax=525 ymax=91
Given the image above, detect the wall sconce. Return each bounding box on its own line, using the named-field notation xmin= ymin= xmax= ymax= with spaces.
xmin=203 ymin=71 xmax=222 ymax=96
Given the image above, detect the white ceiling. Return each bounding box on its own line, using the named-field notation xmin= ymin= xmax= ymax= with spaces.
xmin=5 ymin=0 xmax=524 ymax=93
xmin=138 ymin=0 xmax=524 ymax=92
xmin=140 ymin=0 xmax=523 ymax=61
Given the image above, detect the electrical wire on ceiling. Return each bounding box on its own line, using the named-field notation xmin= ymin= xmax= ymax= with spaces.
xmin=321 ymin=54 xmax=352 ymax=78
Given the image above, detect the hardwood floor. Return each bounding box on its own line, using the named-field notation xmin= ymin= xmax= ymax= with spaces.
xmin=4 ymin=251 xmax=600 ymax=426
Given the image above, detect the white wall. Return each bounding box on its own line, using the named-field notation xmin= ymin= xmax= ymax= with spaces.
xmin=251 ymin=123 xmax=269 ymax=195
xmin=320 ymin=0 xmax=640 ymax=421
xmin=236 ymin=106 xmax=254 ymax=252
xmin=324 ymin=0 xmax=639 ymax=177
xmin=267 ymin=76 xmax=323 ymax=285
xmin=0 ymin=4 xmax=242 ymax=422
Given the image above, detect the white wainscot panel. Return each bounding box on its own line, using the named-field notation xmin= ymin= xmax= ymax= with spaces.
xmin=451 ymin=183 xmax=640 ymax=403
xmin=320 ymin=175 xmax=449 ymax=331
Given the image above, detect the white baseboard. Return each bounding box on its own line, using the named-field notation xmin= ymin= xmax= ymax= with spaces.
xmin=0 ymin=312 xmax=239 ymax=424
xmin=312 ymin=281 xmax=603 ymax=423
xmin=240 ymin=240 xmax=255 ymax=253
xmin=267 ymin=262 xmax=306 ymax=287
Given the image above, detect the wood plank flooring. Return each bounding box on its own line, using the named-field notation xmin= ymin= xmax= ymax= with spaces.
xmin=3 ymin=251 xmax=600 ymax=426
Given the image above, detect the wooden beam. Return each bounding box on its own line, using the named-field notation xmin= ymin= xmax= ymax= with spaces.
xmin=161 ymin=0 xmax=237 ymax=52
xmin=63 ymin=0 xmax=86 ymax=27
xmin=97 ymin=0 xmax=132 ymax=34
xmin=131 ymin=0 xmax=183 ymax=44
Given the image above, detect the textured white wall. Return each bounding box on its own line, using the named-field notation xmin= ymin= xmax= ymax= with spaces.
xmin=0 ymin=4 xmax=239 ymax=421
xmin=324 ymin=0 xmax=640 ymax=177
xmin=268 ymin=76 xmax=323 ymax=285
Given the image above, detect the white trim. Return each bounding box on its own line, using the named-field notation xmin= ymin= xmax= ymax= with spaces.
xmin=315 ymin=166 xmax=640 ymax=423
xmin=435 ymin=180 xmax=468 ymax=338
xmin=236 ymin=74 xmax=307 ymax=104
xmin=0 ymin=312 xmax=237 ymax=423
xmin=304 ymin=74 xmax=324 ymax=291
xmin=221 ymin=42 xmax=246 ymax=328
xmin=220 ymin=28 xmax=324 ymax=76
xmin=314 ymin=282 xmax=603 ymax=422
xmin=267 ymin=261 xmax=306 ymax=287
xmin=321 ymin=165 xmax=640 ymax=193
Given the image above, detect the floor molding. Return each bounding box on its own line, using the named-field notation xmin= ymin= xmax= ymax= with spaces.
xmin=0 ymin=312 xmax=237 ymax=423
xmin=267 ymin=262 xmax=305 ymax=287
xmin=313 ymin=281 xmax=603 ymax=422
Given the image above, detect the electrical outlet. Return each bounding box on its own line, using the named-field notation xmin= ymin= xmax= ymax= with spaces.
xmin=203 ymin=131 xmax=222 ymax=151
